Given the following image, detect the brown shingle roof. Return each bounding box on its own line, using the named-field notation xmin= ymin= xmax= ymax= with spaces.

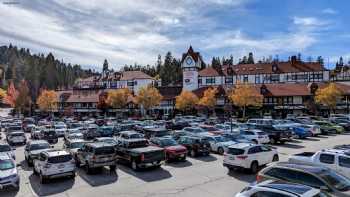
xmin=181 ymin=46 xmax=203 ymax=64
xmin=157 ymin=86 xmax=182 ymax=100
xmin=65 ymin=90 xmax=103 ymax=103
xmin=198 ymin=67 xmax=220 ymax=77
xmin=120 ymin=71 xmax=152 ymax=81
xmin=220 ymin=61 xmax=325 ymax=76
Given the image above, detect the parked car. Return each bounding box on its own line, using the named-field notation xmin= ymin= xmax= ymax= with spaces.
xmin=83 ymin=124 xmax=100 ymax=140
xmin=149 ymin=137 xmax=187 ymax=161
xmin=64 ymin=128 xmax=83 ymax=141
xmin=31 ymin=126 xmax=44 ymax=139
xmin=33 ymin=150 xmax=75 ymax=184
xmin=236 ymin=180 xmax=331 ymax=197
xmin=170 ymin=130 xmax=187 ymax=141
xmin=75 ymin=142 xmax=117 ymax=174
xmin=24 ymin=140 xmax=52 ymax=166
xmin=223 ymin=143 xmax=279 ymax=173
xmin=313 ymin=120 xmax=342 ymax=134
xmin=98 ymin=126 xmax=114 ymax=137
xmin=54 ymin=124 xmax=67 ymax=137
xmin=257 ymin=162 xmax=350 ymax=197
xmin=116 ymin=138 xmax=165 ymax=170
xmin=182 ymin=127 xmax=207 ymax=137
xmin=24 ymin=124 xmax=36 ymax=133
xmin=63 ymin=139 xmax=87 ymax=159
xmin=142 ymin=127 xmax=170 ymax=139
xmin=288 ymin=149 xmax=350 ymax=179
xmin=201 ymin=134 xmax=237 ymax=155
xmin=199 ymin=125 xmax=223 ymax=135
xmin=0 ymin=153 xmax=20 ymax=190
xmin=166 ymin=120 xmax=190 ymax=130
xmin=39 ymin=129 xmax=58 ymax=144
xmin=239 ymin=129 xmax=270 ymax=144
xmin=177 ymin=136 xmax=210 ymax=157
xmin=94 ymin=137 xmax=118 ymax=146
xmin=246 ymin=119 xmax=293 ymax=144
xmin=116 ymin=131 xmax=145 ymax=140
xmin=6 ymin=131 xmax=26 ymax=146
xmin=6 ymin=125 xmax=23 ymax=134
xmin=0 ymin=143 xmax=15 ymax=160
xmin=330 ymin=118 xmax=350 ymax=131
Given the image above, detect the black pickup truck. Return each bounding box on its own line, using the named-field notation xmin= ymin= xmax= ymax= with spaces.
xmin=116 ymin=138 xmax=165 ymax=171
xmin=246 ymin=120 xmax=293 ymax=144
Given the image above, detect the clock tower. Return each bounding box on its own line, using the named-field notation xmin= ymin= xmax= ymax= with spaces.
xmin=181 ymin=46 xmax=203 ymax=91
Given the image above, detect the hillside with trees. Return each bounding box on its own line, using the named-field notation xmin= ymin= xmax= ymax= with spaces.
xmin=0 ymin=44 xmax=95 ymax=100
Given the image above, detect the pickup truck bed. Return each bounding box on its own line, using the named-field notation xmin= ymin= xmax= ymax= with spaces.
xmin=293 ymin=152 xmax=315 ymax=157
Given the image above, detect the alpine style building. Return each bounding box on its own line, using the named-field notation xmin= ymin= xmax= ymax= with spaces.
xmin=56 ymin=46 xmax=350 ymax=117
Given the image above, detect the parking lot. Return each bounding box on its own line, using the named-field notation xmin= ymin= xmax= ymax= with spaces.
xmin=1 ymin=131 xmax=349 ymax=197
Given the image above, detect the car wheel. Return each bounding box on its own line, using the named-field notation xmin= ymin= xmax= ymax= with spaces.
xmin=110 ymin=165 xmax=116 ymax=171
xmin=71 ymin=172 xmax=76 ymax=179
xmin=252 ymin=140 xmax=258 ymax=144
xmin=85 ymin=163 xmax=92 ymax=174
xmin=181 ymin=155 xmax=187 ymax=161
xmin=280 ymin=140 xmax=285 ymax=145
xmin=27 ymin=157 xmax=33 ymax=167
xmin=217 ymin=147 xmax=224 ymax=155
xmin=75 ymin=159 xmax=81 ymax=167
xmin=250 ymin=161 xmax=259 ymax=174
xmin=131 ymin=160 xmax=138 ymax=171
xmin=40 ymin=173 xmax=47 ymax=184
xmin=190 ymin=150 xmax=196 ymax=157
xmin=272 ymin=155 xmax=279 ymax=162
xmin=33 ymin=167 xmax=38 ymax=175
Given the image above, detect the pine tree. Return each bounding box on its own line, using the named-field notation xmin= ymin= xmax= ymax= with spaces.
xmin=247 ymin=52 xmax=255 ymax=64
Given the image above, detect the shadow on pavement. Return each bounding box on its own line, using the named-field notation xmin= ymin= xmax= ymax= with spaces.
xmin=0 ymin=189 xmax=19 ymax=197
xmin=19 ymin=160 xmax=32 ymax=172
xmin=313 ymin=135 xmax=329 ymax=138
xmin=227 ymin=169 xmax=256 ymax=183
xmin=78 ymin=167 xmax=118 ymax=187
xmin=118 ymin=165 xmax=172 ymax=182
xmin=289 ymin=139 xmax=303 ymax=143
xmin=302 ymin=138 xmax=320 ymax=141
xmin=165 ymin=160 xmax=192 ymax=168
xmin=29 ymin=173 xmax=75 ymax=196
xmin=275 ymin=143 xmax=305 ymax=149
xmin=190 ymin=154 xmax=217 ymax=162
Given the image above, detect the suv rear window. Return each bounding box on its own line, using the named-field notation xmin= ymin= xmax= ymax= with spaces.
xmin=0 ymin=145 xmax=11 ymax=152
xmin=48 ymin=155 xmax=72 ymax=163
xmin=94 ymin=147 xmax=115 ymax=155
xmin=227 ymin=148 xmax=245 ymax=155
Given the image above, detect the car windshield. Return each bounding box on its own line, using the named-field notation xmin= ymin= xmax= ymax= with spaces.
xmin=0 ymin=159 xmax=14 ymax=170
xmin=94 ymin=146 xmax=115 ymax=155
xmin=9 ymin=133 xmax=24 ymax=137
xmin=30 ymin=143 xmax=50 ymax=150
xmin=202 ymin=127 xmax=216 ymax=131
xmin=70 ymin=142 xmax=84 ymax=149
xmin=257 ymin=132 xmax=267 ymax=136
xmin=55 ymin=126 xmax=65 ymax=129
xmin=9 ymin=126 xmax=22 ymax=131
xmin=192 ymin=128 xmax=205 ymax=133
xmin=100 ymin=139 xmax=116 ymax=144
xmin=48 ymin=154 xmax=72 ymax=163
xmin=0 ymin=145 xmax=11 ymax=152
xmin=159 ymin=138 xmax=178 ymax=147
xmin=214 ymin=136 xmax=227 ymax=142
xmin=319 ymin=171 xmax=350 ymax=191
xmin=129 ymin=133 xmax=144 ymax=139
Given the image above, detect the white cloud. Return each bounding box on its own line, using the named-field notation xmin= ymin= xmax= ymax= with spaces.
xmin=293 ymin=17 xmax=328 ymax=27
xmin=322 ymin=8 xmax=337 ymax=15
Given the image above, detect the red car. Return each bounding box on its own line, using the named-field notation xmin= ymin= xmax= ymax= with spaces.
xmin=150 ymin=137 xmax=187 ymax=161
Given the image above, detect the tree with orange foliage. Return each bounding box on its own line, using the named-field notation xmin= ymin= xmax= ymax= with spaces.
xmin=315 ymin=83 xmax=342 ymax=115
xmin=4 ymin=82 xmax=18 ymax=108
xmin=228 ymin=83 xmax=263 ymax=119
xmin=175 ymin=90 xmax=198 ymax=113
xmin=37 ymin=90 xmax=58 ymax=113
xmin=198 ymin=87 xmax=218 ymax=116
xmin=107 ymin=88 xmax=132 ymax=117
xmin=15 ymin=80 xmax=32 ymax=115
xmin=0 ymin=88 xmax=6 ymax=100
xmin=135 ymin=86 xmax=162 ymax=116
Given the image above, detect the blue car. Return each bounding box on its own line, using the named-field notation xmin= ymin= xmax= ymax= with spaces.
xmin=275 ymin=120 xmax=312 ymax=139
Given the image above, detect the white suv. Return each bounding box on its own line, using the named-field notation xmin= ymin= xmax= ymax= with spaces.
xmin=33 ymin=150 xmax=76 ymax=184
xmin=239 ymin=130 xmax=270 ymax=144
xmin=223 ymin=143 xmax=278 ymax=173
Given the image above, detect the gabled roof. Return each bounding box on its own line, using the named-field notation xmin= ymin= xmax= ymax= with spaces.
xmin=120 ymin=71 xmax=153 ymax=81
xmin=157 ymin=86 xmax=182 ymax=100
xmin=181 ymin=46 xmax=204 ymax=64
xmin=65 ymin=90 xmax=103 ymax=103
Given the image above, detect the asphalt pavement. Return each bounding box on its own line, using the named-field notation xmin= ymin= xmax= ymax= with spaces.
xmin=0 ymin=132 xmax=349 ymax=197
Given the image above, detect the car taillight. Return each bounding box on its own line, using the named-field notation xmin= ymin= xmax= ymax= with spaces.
xmin=92 ymin=155 xmax=96 ymax=160
xmin=236 ymin=155 xmax=248 ymax=160
xmin=141 ymin=154 xmax=145 ymax=161
xmin=256 ymin=174 xmax=263 ymax=182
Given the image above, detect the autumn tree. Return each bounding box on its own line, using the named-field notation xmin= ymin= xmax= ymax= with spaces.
xmin=15 ymin=80 xmax=32 ymax=115
xmin=0 ymin=88 xmax=6 ymax=100
xmin=198 ymin=87 xmax=218 ymax=116
xmin=315 ymin=83 xmax=342 ymax=115
xmin=4 ymin=81 xmax=18 ymax=108
xmin=175 ymin=90 xmax=199 ymax=114
xmin=106 ymin=88 xmax=132 ymax=117
xmin=136 ymin=86 xmax=163 ymax=116
xmin=37 ymin=90 xmax=58 ymax=114
xmin=228 ymin=83 xmax=263 ymax=119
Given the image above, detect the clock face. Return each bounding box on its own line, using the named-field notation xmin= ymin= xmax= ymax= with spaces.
xmin=186 ymin=57 xmax=193 ymax=65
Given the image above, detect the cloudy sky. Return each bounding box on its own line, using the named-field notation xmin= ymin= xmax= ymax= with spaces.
xmin=0 ymin=0 xmax=349 ymax=70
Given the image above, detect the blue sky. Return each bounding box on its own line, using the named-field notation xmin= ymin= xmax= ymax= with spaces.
xmin=0 ymin=0 xmax=349 ymax=70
